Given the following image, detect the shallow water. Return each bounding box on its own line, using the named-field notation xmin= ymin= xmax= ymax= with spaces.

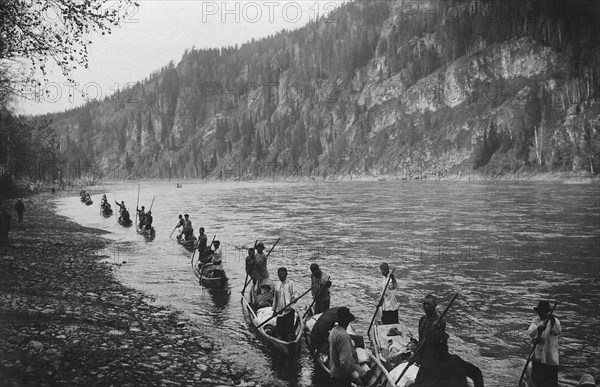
xmin=56 ymin=180 xmax=600 ymax=386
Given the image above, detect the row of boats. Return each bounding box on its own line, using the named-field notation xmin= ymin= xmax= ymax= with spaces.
xmin=240 ymin=285 xmax=579 ymax=387
xmin=78 ymin=191 xmax=580 ymax=387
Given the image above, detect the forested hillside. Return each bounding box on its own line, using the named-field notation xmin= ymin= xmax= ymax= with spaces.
xmin=39 ymin=0 xmax=600 ymax=180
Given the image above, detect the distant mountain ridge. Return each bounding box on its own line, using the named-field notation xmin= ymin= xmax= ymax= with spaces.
xmin=44 ymin=0 xmax=600 ymax=180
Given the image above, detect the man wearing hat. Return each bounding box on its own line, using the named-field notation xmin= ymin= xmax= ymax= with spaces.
xmin=527 ymin=300 xmax=561 ymax=387
xmin=413 ymin=330 xmax=484 ymax=387
xmin=579 ymin=374 xmax=597 ymax=387
xmin=329 ymin=307 xmax=365 ymax=386
xmin=253 ymin=242 xmax=270 ymax=293
xmin=310 ymin=263 xmax=332 ymax=314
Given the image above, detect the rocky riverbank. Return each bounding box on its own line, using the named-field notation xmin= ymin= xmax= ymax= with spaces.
xmin=0 ymin=192 xmax=257 ymax=386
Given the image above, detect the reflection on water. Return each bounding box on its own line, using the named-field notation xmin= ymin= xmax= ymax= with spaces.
xmin=56 ymin=180 xmax=600 ymax=386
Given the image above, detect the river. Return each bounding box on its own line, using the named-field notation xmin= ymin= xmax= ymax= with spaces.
xmin=56 ymin=179 xmax=600 ymax=386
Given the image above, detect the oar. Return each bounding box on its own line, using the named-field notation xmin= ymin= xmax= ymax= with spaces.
xmin=395 ymin=292 xmax=459 ymax=384
xmin=367 ymin=268 xmax=396 ymax=337
xmin=255 ymin=282 xmax=318 ymax=330
xmin=302 ymin=275 xmax=331 ymax=320
xmin=149 ymin=195 xmax=156 ymax=212
xmin=265 ymin=238 xmax=280 ymax=259
xmin=241 ymin=240 xmax=259 ymax=295
xmin=169 ymin=222 xmax=179 ymax=238
xmin=518 ymin=302 xmax=559 ymax=386
xmin=135 ymin=184 xmax=140 ymax=227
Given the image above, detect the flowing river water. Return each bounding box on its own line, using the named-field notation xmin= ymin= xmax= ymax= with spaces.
xmin=55 ymin=180 xmax=600 ymax=386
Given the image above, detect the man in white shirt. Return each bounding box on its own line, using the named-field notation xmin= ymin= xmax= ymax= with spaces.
xmin=527 ymin=300 xmax=561 ymax=387
xmin=272 ymin=267 xmax=296 ymax=341
xmin=379 ymin=262 xmax=399 ymax=324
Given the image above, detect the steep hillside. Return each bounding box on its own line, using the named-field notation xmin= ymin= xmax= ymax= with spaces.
xmin=45 ymin=0 xmax=600 ymax=180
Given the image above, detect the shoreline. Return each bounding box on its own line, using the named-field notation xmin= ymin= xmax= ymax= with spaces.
xmin=0 ymin=192 xmax=258 ymax=386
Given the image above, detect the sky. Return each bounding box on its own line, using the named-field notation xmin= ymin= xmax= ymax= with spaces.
xmin=17 ymin=1 xmax=345 ymax=116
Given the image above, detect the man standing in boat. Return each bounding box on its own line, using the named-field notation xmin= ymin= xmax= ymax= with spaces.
xmin=310 ymin=263 xmax=332 ymax=314
xmin=210 ymin=240 xmax=224 ymax=277
xmin=329 ymin=307 xmax=366 ymax=387
xmin=527 ymin=300 xmax=561 ymax=387
xmin=418 ymin=294 xmax=446 ymax=342
xmin=379 ymin=262 xmax=399 ymax=324
xmin=144 ymin=211 xmax=153 ymax=230
xmin=245 ymin=247 xmax=258 ymax=298
xmin=174 ymin=214 xmax=184 ymax=239
xmin=137 ymin=206 xmax=146 ymax=228
xmin=254 ymin=242 xmax=270 ymax=294
xmin=182 ymin=214 xmax=193 ymax=240
xmin=272 ymin=267 xmax=296 ymax=341
xmin=197 ymin=227 xmax=208 ymax=262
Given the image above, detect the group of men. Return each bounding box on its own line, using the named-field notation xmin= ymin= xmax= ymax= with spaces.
xmin=175 ymin=213 xmax=194 ymax=241
xmin=136 ymin=205 xmax=153 ymax=230
xmin=243 ymin=242 xmax=333 ymax=342
xmin=114 ymin=200 xmax=131 ymax=224
xmin=99 ymin=194 xmax=112 ymax=213
xmin=327 ymin=262 xmax=568 ymax=387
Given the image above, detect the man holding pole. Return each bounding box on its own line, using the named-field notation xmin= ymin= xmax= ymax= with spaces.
xmin=272 ymin=267 xmax=296 ymax=341
xmin=527 ymin=300 xmax=561 ymax=387
xmin=379 ymin=262 xmax=399 ymax=324
xmin=310 ymin=263 xmax=332 ymax=314
xmin=254 ymin=242 xmax=270 ymax=293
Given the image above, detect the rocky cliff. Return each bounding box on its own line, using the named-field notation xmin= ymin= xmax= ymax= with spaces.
xmin=46 ymin=0 xmax=600 ymax=180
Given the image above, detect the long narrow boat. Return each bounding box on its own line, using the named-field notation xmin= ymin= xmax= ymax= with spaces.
xmin=194 ymin=263 xmax=227 ymax=289
xmin=118 ymin=215 xmax=133 ymax=227
xmin=241 ymin=291 xmax=303 ymax=355
xmin=521 ymin=363 xmax=579 ymax=387
xmin=177 ymin=235 xmax=197 ymax=252
xmin=303 ymin=308 xmax=398 ymax=387
xmin=369 ymin=322 xmax=420 ymax=386
xmin=136 ymin=225 xmax=155 ymax=237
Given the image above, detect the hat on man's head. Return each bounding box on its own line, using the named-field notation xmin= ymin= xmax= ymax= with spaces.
xmin=336 ymin=307 xmax=355 ymax=325
xmin=310 ymin=263 xmax=319 ymax=271
xmin=579 ymin=374 xmax=596 ymax=386
xmin=533 ymin=301 xmax=551 ymax=312
xmin=256 ymin=242 xmax=265 ymax=250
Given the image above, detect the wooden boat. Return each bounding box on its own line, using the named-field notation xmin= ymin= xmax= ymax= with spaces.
xmin=177 ymin=235 xmax=197 ymax=252
xmin=304 ymin=308 xmax=398 ymax=386
xmin=369 ymin=322 xmax=420 ymax=386
xmin=241 ymin=291 xmax=303 ymax=355
xmin=194 ymin=263 xmax=227 ymax=289
xmin=520 ymin=362 xmax=579 ymax=387
xmin=100 ymin=204 xmax=113 ymax=217
xmin=118 ymin=217 xmax=133 ymax=227
xmin=136 ymin=225 xmax=155 ymax=237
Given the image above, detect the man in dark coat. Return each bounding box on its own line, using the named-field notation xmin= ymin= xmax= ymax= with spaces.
xmin=14 ymin=200 xmax=25 ymax=222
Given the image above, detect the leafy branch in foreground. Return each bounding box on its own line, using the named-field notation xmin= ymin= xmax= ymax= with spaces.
xmin=0 ymin=0 xmax=138 ymax=104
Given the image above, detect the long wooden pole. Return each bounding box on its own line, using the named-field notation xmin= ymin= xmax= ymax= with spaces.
xmin=135 ymin=184 xmax=140 ymax=227
xmin=149 ymin=195 xmax=156 ymax=212
xmin=367 ymin=268 xmax=396 ymax=337
xmin=518 ymin=302 xmax=559 ymax=386
xmin=395 ymin=293 xmax=459 ymax=384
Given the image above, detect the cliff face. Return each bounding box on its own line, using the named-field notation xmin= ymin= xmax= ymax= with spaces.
xmin=47 ymin=0 xmax=600 ymax=180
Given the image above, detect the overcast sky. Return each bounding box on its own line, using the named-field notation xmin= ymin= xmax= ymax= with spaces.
xmin=17 ymin=1 xmax=344 ymax=116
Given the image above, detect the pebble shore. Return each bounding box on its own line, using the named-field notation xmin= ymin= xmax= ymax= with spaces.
xmin=0 ymin=193 xmax=259 ymax=387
